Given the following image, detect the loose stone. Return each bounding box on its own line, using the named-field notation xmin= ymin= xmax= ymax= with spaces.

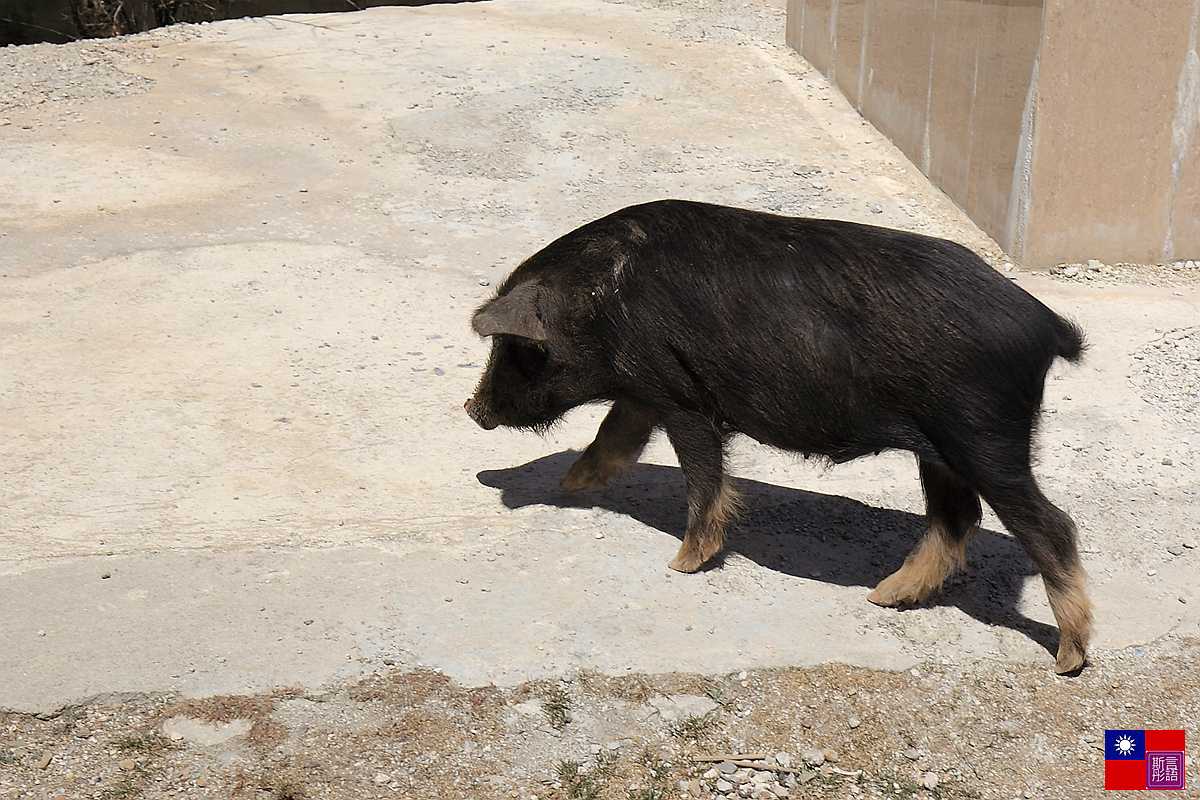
xmin=923 ymin=772 xmax=939 ymax=790
xmin=801 ymin=748 xmax=824 ymax=766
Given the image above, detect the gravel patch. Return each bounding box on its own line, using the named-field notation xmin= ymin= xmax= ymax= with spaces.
xmin=0 ymin=40 xmax=158 ymax=114
xmin=1131 ymin=326 xmax=1200 ymax=418
xmin=2 ymin=638 xmax=1198 ymax=799
xmin=1046 ymin=258 xmax=1200 ymax=286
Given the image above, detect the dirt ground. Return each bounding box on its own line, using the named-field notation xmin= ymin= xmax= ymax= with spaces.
xmin=3 ymin=641 xmax=1199 ymax=799
xmin=1 ymin=0 xmax=1199 ymax=797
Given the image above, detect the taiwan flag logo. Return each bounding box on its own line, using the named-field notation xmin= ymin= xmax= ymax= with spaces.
xmin=1105 ymin=729 xmax=1186 ymax=790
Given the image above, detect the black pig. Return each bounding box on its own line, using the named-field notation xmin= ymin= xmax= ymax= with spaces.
xmin=465 ymin=200 xmax=1091 ymax=673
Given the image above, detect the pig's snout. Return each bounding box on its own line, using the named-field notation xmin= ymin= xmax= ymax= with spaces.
xmin=464 ymin=396 xmax=498 ymax=430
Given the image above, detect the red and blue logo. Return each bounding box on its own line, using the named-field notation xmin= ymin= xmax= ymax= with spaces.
xmin=1105 ymin=730 xmax=1186 ymax=790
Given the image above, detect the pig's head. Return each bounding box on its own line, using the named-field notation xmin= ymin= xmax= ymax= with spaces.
xmin=466 ymin=281 xmax=588 ymax=431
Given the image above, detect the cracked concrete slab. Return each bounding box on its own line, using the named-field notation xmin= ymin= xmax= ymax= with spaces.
xmin=1 ymin=0 xmax=1197 ymax=714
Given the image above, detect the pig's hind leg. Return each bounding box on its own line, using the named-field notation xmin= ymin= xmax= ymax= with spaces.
xmin=662 ymin=411 xmax=741 ymax=573
xmin=562 ymin=400 xmax=658 ymax=490
xmin=869 ymin=458 xmax=980 ymax=606
xmin=977 ymin=475 xmax=1091 ymax=674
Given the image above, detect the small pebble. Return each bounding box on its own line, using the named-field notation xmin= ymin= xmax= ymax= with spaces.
xmin=35 ymin=751 xmax=52 ymax=770
xmin=847 ymin=716 xmax=860 ymax=728
xmin=1183 ymin=538 xmax=1197 ymax=548
xmin=118 ymin=759 xmax=136 ymax=770
xmin=717 ymin=760 xmax=738 ymax=775
xmin=1167 ymin=545 xmax=1185 ymax=556
xmin=715 ymin=779 xmax=734 ymax=792
xmin=801 ymin=748 xmax=824 ymax=767
xmin=478 ymin=277 xmax=490 ymax=286
xmin=870 ymin=203 xmax=883 ymax=214
xmin=923 ymin=772 xmax=939 ymax=790
xmin=822 ymin=748 xmax=839 ymax=763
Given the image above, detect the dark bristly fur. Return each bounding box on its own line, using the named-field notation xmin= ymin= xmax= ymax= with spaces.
xmin=466 ymin=200 xmax=1091 ymax=674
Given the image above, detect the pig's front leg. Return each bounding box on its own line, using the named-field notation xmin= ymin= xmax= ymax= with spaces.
xmin=562 ymin=400 xmax=658 ymax=490
xmin=662 ymin=411 xmax=741 ymax=572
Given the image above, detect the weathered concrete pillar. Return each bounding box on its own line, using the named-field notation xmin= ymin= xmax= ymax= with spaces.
xmin=788 ymin=0 xmax=1200 ymax=267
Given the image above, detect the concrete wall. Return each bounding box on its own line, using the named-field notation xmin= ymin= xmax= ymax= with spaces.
xmin=787 ymin=0 xmax=1200 ymax=267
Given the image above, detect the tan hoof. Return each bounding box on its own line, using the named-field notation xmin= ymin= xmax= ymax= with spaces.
xmin=561 ymin=458 xmax=610 ymax=491
xmin=1055 ymin=646 xmax=1086 ymax=675
xmin=867 ymin=571 xmax=928 ymax=607
xmin=668 ymin=552 xmax=704 ymax=573
xmin=668 ymin=537 xmax=720 ymax=573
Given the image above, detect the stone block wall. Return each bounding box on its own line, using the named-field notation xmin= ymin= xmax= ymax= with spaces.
xmin=787 ymin=0 xmax=1200 ymax=267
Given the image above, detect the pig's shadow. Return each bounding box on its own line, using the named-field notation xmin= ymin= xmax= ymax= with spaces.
xmin=476 ymin=450 xmax=1060 ymax=659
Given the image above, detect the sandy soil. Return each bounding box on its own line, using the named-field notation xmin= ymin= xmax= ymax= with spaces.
xmin=1 ymin=0 xmax=1198 ymax=797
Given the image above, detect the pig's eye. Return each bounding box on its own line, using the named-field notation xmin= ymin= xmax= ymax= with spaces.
xmin=505 ymin=339 xmax=549 ymax=380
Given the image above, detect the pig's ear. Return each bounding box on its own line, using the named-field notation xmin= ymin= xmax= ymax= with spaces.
xmin=471 ymin=283 xmax=548 ymax=341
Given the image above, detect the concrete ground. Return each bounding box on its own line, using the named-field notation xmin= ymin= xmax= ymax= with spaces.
xmin=1 ymin=0 xmax=1197 ymax=715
